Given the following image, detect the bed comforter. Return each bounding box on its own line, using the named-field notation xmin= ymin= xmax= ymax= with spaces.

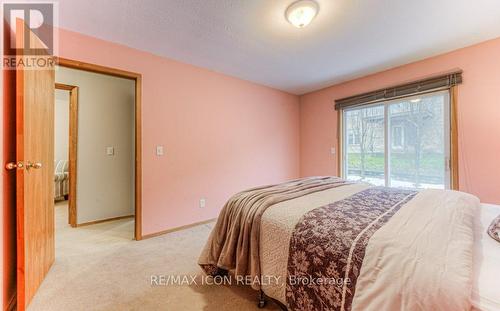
xmin=199 ymin=177 xmax=480 ymax=310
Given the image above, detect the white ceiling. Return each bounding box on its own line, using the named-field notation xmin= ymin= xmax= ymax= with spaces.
xmin=57 ymin=0 xmax=500 ymax=95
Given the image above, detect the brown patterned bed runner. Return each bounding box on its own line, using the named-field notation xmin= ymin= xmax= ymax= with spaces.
xmin=286 ymin=187 xmax=417 ymax=311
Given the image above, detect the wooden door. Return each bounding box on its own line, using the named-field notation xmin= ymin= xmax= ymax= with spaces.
xmin=14 ymin=19 xmax=55 ymax=310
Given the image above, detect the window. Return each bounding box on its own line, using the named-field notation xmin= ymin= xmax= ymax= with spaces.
xmin=344 ymin=105 xmax=385 ymax=186
xmin=342 ymin=91 xmax=451 ymax=189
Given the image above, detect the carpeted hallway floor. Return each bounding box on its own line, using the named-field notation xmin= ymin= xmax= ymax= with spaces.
xmin=28 ymin=202 xmax=280 ymax=311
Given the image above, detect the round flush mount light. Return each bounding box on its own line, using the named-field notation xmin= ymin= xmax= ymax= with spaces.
xmin=285 ymin=0 xmax=319 ymax=28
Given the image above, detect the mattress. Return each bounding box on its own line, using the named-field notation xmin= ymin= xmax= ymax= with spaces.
xmin=472 ymin=203 xmax=500 ymax=311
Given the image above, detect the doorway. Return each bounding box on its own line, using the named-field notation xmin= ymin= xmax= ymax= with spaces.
xmin=10 ymin=19 xmax=143 ymax=309
xmin=54 ymin=83 xmax=78 ymax=226
xmin=53 ymin=58 xmax=142 ymax=240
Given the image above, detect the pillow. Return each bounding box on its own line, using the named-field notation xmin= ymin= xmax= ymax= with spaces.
xmin=488 ymin=214 xmax=500 ymax=243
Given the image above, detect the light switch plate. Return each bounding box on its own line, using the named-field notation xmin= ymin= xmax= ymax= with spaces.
xmin=199 ymin=198 xmax=206 ymax=208
xmin=331 ymin=147 xmax=336 ymax=155
xmin=156 ymin=145 xmax=164 ymax=156
xmin=106 ymin=146 xmax=114 ymax=156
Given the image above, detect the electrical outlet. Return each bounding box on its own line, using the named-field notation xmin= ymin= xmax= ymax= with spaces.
xmin=106 ymin=146 xmax=115 ymax=156
xmin=199 ymin=198 xmax=206 ymax=208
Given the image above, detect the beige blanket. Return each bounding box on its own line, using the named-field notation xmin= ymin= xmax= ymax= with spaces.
xmin=198 ymin=176 xmax=352 ymax=289
xmin=351 ymin=189 xmax=478 ymax=311
xmin=260 ymin=186 xmax=480 ymax=310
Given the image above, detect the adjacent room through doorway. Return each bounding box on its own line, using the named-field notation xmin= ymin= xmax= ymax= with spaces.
xmin=53 ymin=64 xmax=137 ymax=255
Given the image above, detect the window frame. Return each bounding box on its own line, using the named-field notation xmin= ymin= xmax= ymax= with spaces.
xmin=337 ymin=88 xmax=458 ymax=190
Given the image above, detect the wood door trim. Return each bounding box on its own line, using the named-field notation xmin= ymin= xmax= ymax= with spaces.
xmin=135 ymin=76 xmax=142 ymax=240
xmin=56 ymin=57 xmax=143 ymax=240
xmin=450 ymin=86 xmax=459 ymax=190
xmin=55 ymin=57 xmax=141 ymax=80
xmin=54 ymin=83 xmax=74 ymax=91
xmin=55 ymin=83 xmax=78 ymax=227
xmin=336 ymin=109 xmax=343 ymax=178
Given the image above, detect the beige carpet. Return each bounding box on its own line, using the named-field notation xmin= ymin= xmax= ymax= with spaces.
xmin=28 ymin=202 xmax=280 ymax=311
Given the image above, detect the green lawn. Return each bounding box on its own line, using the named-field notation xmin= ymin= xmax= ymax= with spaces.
xmin=347 ymin=152 xmax=444 ymax=178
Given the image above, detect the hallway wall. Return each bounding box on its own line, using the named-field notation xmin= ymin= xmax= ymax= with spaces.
xmin=56 ymin=66 xmax=136 ymax=224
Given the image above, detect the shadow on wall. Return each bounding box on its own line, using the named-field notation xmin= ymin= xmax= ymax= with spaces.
xmin=2 ymin=54 xmax=17 ymax=309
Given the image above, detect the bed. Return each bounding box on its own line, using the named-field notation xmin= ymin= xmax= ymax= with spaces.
xmin=471 ymin=204 xmax=500 ymax=311
xmin=199 ymin=176 xmax=499 ymax=310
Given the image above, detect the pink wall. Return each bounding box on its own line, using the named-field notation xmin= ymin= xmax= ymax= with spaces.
xmin=57 ymin=29 xmax=300 ymax=236
xmin=300 ymin=37 xmax=500 ymax=205
xmin=1 ymin=28 xmax=299 ymax=306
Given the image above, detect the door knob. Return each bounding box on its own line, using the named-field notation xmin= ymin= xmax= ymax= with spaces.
xmin=26 ymin=162 xmax=43 ymax=170
xmin=5 ymin=161 xmax=24 ymax=170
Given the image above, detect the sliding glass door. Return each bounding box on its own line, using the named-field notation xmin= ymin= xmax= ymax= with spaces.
xmin=344 ymin=105 xmax=385 ymax=186
xmin=343 ymin=90 xmax=451 ymax=189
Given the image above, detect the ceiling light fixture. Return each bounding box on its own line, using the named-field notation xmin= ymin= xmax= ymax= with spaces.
xmin=285 ymin=0 xmax=319 ymax=28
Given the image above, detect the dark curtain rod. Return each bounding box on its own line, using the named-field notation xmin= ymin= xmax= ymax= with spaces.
xmin=334 ymin=71 xmax=462 ymax=110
